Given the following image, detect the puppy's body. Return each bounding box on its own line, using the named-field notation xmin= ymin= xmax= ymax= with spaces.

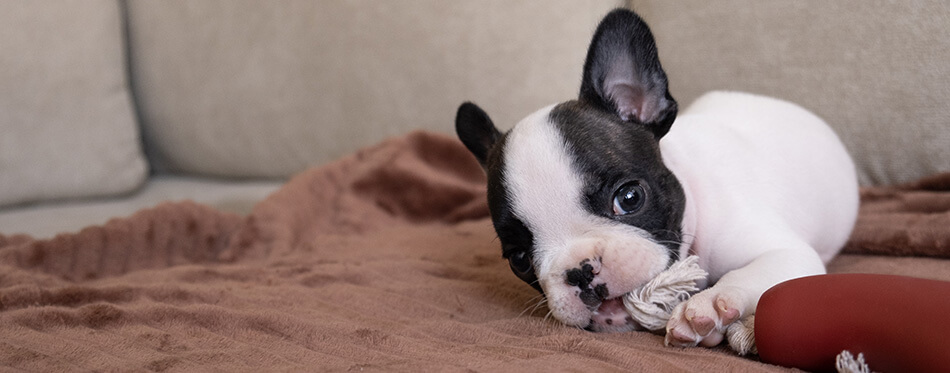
xmin=456 ymin=9 xmax=858 ymax=347
xmin=665 ymin=91 xmax=857 ymax=281
xmin=659 ymin=91 xmax=858 ymax=345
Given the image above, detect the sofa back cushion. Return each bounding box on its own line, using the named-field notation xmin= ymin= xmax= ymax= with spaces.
xmin=0 ymin=0 xmax=148 ymax=207
xmin=631 ymin=0 xmax=950 ymax=186
xmin=126 ymin=0 xmax=622 ymax=178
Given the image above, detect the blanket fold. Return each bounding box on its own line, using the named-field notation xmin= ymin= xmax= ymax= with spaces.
xmin=842 ymin=172 xmax=950 ymax=257
xmin=1 ymin=130 xmax=948 ymax=372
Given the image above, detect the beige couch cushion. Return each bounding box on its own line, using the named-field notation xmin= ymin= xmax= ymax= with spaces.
xmin=0 ymin=0 xmax=148 ymax=207
xmin=632 ymin=0 xmax=950 ymax=186
xmin=127 ymin=0 xmax=622 ymax=178
xmin=0 ymin=176 xmax=282 ymax=238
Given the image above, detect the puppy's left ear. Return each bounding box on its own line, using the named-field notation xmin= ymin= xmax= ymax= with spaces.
xmin=579 ymin=9 xmax=677 ymax=139
xmin=455 ymin=102 xmax=501 ymax=168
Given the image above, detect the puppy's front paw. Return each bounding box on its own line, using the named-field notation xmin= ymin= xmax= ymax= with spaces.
xmin=664 ymin=287 xmax=747 ymax=347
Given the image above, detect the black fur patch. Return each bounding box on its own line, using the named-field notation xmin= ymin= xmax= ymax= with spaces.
xmin=484 ymin=135 xmax=543 ymax=293
xmin=548 ymin=101 xmax=686 ymax=259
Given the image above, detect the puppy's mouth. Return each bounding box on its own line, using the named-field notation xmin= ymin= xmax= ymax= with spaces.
xmin=586 ymin=296 xmax=643 ymax=333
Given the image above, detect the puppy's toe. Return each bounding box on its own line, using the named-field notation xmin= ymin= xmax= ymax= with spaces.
xmin=666 ymin=323 xmax=700 ymax=347
xmin=665 ymin=304 xmax=701 ymax=347
xmin=689 ymin=315 xmax=715 ymax=336
xmin=716 ymin=297 xmax=741 ymax=325
xmin=682 ymin=293 xmax=722 ymax=336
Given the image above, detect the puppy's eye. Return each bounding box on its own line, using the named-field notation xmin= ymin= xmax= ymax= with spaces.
xmin=612 ymin=181 xmax=646 ymax=215
xmin=508 ymin=251 xmax=533 ymax=276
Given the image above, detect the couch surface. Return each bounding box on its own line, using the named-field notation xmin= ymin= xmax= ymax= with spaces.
xmin=0 ymin=176 xmax=281 ymax=239
xmin=0 ymin=0 xmax=146 ymax=209
xmin=126 ymin=0 xmax=623 ymax=178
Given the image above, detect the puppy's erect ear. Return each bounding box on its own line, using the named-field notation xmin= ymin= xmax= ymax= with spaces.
xmin=455 ymin=102 xmax=501 ymax=167
xmin=579 ymin=9 xmax=677 ymax=139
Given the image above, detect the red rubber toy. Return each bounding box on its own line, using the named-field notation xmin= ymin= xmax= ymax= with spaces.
xmin=755 ymin=273 xmax=950 ymax=372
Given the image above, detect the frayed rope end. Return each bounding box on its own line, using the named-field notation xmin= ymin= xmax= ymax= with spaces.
xmin=836 ymin=351 xmax=872 ymax=373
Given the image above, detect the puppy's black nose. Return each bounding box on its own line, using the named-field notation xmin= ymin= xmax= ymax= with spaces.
xmin=565 ymin=261 xmax=596 ymax=288
xmin=566 ymin=261 xmax=609 ymax=308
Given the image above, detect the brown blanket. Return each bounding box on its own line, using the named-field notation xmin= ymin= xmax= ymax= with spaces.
xmin=2 ymin=131 xmax=948 ymax=372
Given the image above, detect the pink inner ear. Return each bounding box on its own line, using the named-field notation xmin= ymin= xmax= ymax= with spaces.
xmin=607 ymin=83 xmax=649 ymax=123
xmin=604 ymin=56 xmax=668 ymax=124
xmin=607 ymin=81 xmax=668 ymax=124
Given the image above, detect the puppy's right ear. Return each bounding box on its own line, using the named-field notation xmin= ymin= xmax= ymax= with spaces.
xmin=455 ymin=102 xmax=501 ymax=167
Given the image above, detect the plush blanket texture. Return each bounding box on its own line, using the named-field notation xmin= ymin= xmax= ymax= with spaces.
xmin=2 ymin=131 xmax=948 ymax=372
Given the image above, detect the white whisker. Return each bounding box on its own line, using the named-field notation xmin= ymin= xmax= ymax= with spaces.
xmin=519 ymin=294 xmax=548 ymax=317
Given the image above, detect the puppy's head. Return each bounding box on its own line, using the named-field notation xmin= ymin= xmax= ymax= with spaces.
xmin=456 ymin=9 xmax=685 ymax=332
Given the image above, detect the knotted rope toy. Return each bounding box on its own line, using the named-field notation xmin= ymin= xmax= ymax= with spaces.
xmin=621 ymin=255 xmax=707 ymax=332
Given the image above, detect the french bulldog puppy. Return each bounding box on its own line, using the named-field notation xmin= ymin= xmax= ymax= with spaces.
xmin=455 ymin=8 xmax=858 ymax=347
